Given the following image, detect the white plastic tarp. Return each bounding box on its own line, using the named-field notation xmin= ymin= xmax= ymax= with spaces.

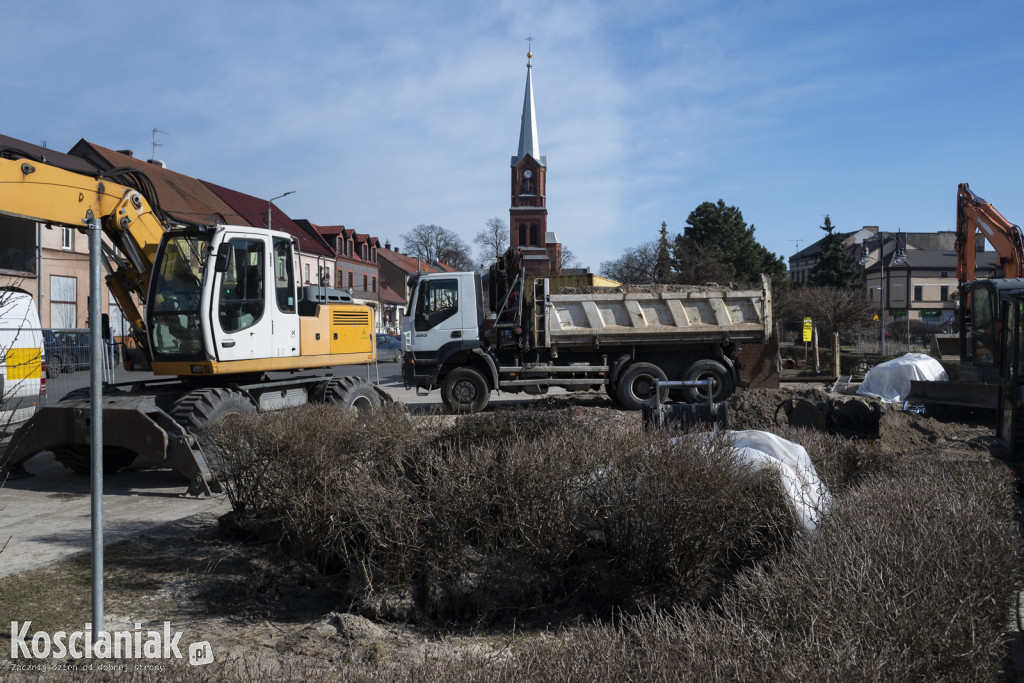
xmin=721 ymin=430 xmax=832 ymax=534
xmin=856 ymin=352 xmax=948 ymax=403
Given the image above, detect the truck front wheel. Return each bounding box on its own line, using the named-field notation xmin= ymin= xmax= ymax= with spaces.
xmin=616 ymin=362 xmax=668 ymax=410
xmin=681 ymin=359 xmax=734 ymax=403
xmin=441 ymin=367 xmax=490 ymax=413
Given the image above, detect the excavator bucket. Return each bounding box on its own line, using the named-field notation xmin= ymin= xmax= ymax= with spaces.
xmin=904 ymin=379 xmax=997 ymax=411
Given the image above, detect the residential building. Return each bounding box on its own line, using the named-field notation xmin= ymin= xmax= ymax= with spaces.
xmin=200 ymin=181 xmax=337 ymax=287
xmin=295 ymin=221 xmax=404 ymax=330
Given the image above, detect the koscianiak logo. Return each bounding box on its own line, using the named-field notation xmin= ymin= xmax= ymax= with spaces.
xmin=9 ymin=621 xmax=213 ymax=667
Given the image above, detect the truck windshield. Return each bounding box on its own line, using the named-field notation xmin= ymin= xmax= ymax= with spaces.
xmin=149 ymin=234 xmax=209 ymax=359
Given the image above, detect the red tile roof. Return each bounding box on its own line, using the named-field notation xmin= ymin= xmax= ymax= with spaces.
xmin=68 ymin=141 xmax=250 ymax=227
xmin=2 ymin=134 xmax=97 ymax=174
xmin=378 ymin=248 xmax=444 ymax=274
xmin=202 ymin=181 xmax=334 ymax=258
xmin=379 ymin=282 xmax=406 ymax=305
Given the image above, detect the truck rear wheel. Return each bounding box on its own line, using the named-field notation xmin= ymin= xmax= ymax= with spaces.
xmin=616 ymin=362 xmax=668 ymax=410
xmin=441 ymin=367 xmax=489 ymax=413
xmin=681 ymin=359 xmax=734 ymax=403
xmin=317 ymin=376 xmax=382 ymax=412
xmin=170 ymin=387 xmax=257 ymax=431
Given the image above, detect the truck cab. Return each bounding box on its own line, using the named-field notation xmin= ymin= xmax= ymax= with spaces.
xmin=401 ymin=272 xmax=491 ymax=394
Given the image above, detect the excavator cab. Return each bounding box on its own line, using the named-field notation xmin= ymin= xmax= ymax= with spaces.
xmin=149 ymin=231 xmax=209 ymax=359
xmin=147 ymin=226 xmax=304 ymax=372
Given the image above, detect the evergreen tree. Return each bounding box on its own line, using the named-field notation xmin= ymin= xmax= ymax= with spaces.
xmin=684 ymin=200 xmax=788 ymax=289
xmin=654 ymin=222 xmax=672 ymax=282
xmin=808 ymin=215 xmax=859 ymax=288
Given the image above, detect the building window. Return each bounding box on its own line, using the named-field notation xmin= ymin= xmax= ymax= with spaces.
xmin=304 ymin=263 xmax=310 ymax=284
xmin=372 ymin=276 xmax=377 ymax=293
xmin=892 ymin=283 xmax=904 ymax=302
xmin=940 ymin=271 xmax=948 ymax=278
xmin=337 ymin=269 xmax=343 ymax=287
xmin=50 ymin=275 xmax=77 ymax=327
xmin=518 ymin=225 xmax=526 ymax=245
xmin=529 ymin=224 xmax=537 ymax=245
xmin=362 ymin=274 xmax=368 ymax=291
xmin=348 ymin=271 xmax=353 ymax=289
xmin=914 ymin=285 xmax=923 ymax=302
xmin=940 ymin=285 xmax=949 ymax=301
xmin=61 ymin=226 xmax=74 ymax=250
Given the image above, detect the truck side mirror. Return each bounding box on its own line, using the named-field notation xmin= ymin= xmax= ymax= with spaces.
xmin=215 ymin=246 xmax=231 ymax=273
xmin=101 ymin=313 xmax=111 ymax=340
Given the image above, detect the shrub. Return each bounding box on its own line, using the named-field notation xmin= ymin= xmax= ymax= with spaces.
xmin=438 ymin=458 xmax=1020 ymax=681
xmin=208 ymin=406 xmax=795 ymax=621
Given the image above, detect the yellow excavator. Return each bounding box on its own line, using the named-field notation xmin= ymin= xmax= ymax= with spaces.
xmin=0 ymin=150 xmax=390 ymax=494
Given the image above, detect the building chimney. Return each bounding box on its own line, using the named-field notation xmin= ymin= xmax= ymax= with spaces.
xmin=147 ymin=159 xmax=166 ymax=168
xmin=116 ymin=149 xmax=134 ymax=158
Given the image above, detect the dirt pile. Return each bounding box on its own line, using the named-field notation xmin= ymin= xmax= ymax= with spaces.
xmin=727 ymin=386 xmax=995 ymax=456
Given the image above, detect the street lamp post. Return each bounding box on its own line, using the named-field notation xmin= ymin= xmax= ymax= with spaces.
xmin=266 ymin=191 xmax=295 ymax=230
xmin=861 ymin=232 xmax=904 ymax=357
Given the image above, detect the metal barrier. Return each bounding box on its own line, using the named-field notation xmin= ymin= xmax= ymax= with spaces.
xmin=42 ymin=328 xmax=124 ymax=401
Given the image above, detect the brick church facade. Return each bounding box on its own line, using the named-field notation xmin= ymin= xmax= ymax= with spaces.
xmin=509 ymin=49 xmax=562 ymax=277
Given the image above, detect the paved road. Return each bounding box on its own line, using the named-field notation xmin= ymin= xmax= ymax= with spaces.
xmin=0 ymin=360 xmax=566 ymax=578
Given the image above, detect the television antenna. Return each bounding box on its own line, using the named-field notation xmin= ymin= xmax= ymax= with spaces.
xmin=151 ymin=128 xmax=169 ymax=160
xmin=790 ymin=239 xmax=803 ymax=251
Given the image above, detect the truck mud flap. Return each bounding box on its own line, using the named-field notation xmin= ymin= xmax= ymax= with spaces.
xmin=1 ymin=395 xmax=219 ymax=497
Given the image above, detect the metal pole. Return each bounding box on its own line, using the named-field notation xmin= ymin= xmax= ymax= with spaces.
xmin=880 ymin=236 xmax=886 ymax=357
xmin=88 ymin=216 xmax=104 ymax=642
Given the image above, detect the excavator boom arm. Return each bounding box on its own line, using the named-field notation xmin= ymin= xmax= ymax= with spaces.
xmin=957 ymin=182 xmax=1024 ymax=283
xmin=0 ymin=156 xmax=171 ymax=335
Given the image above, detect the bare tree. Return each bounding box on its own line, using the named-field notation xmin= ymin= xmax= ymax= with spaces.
xmin=400 ymin=224 xmax=475 ymax=271
xmin=775 ymin=286 xmax=875 ymax=343
xmin=599 ymin=241 xmax=659 ymax=284
xmin=560 ymin=246 xmax=582 ymax=270
xmin=475 ymin=217 xmax=508 ymax=267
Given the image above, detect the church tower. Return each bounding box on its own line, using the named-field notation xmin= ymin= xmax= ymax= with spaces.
xmin=510 ymin=48 xmax=560 ymax=275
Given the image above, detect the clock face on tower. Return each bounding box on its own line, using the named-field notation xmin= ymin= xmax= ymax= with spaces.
xmin=523 ymin=170 xmax=533 ymax=178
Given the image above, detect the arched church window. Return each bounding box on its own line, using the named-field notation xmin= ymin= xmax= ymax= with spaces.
xmin=529 ymin=224 xmax=538 ymax=245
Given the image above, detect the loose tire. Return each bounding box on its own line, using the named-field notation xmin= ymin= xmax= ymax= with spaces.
xmin=317 ymin=376 xmax=382 ymax=412
xmin=615 ymin=362 xmax=668 ymax=411
xmin=441 ymin=367 xmax=489 ymax=413
xmin=170 ymin=387 xmax=258 ymax=431
xmin=680 ymin=359 xmax=734 ymax=404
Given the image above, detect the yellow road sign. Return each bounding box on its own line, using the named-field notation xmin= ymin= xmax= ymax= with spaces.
xmin=802 ymin=317 xmax=812 ymax=342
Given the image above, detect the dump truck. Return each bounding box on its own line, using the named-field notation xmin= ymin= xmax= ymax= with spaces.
xmin=402 ymin=248 xmax=772 ymax=412
xmin=0 ymin=151 xmax=389 ymax=494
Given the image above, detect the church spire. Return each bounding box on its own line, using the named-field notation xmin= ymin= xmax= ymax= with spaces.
xmin=513 ymin=46 xmax=543 ymax=166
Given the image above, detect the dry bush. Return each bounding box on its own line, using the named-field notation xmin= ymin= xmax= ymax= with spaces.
xmin=437 ymin=458 xmax=1020 ymax=681
xmin=773 ymin=424 xmax=897 ymax=493
xmin=208 ymin=406 xmax=796 ymax=622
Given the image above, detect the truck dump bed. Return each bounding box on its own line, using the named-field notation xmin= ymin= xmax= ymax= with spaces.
xmin=544 ymin=274 xmax=771 ymax=348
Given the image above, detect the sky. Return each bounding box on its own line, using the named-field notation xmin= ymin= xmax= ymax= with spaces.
xmin=3 ymin=0 xmax=1023 ymax=272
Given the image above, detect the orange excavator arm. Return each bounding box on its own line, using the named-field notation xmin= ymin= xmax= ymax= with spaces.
xmin=956 ymin=183 xmax=1024 ymax=284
